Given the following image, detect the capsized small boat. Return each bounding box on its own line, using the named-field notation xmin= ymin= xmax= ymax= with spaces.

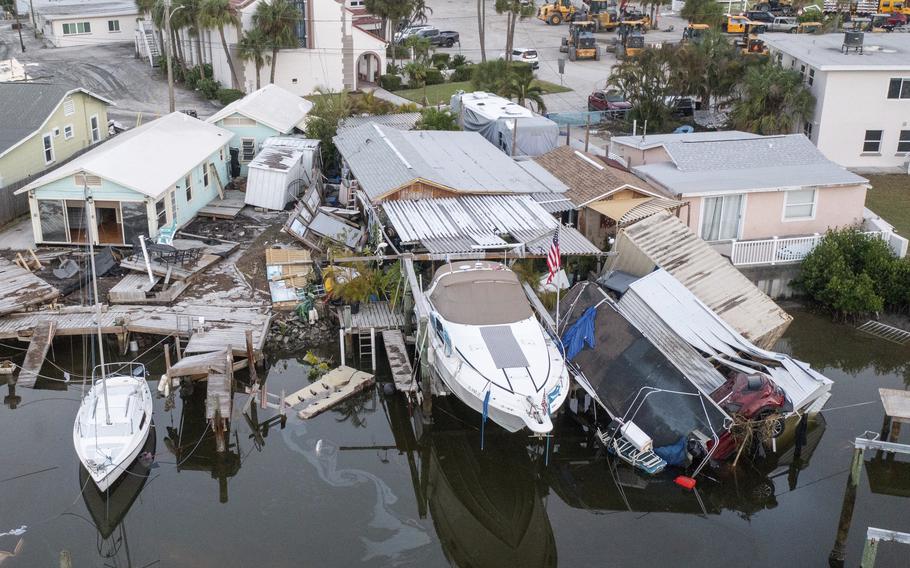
xmin=425 ymin=261 xmax=569 ymax=434
xmin=74 ymin=364 xmax=153 ymax=492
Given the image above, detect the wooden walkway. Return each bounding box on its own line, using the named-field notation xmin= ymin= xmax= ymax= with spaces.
xmin=349 ymin=301 xmax=406 ymax=331
xmin=120 ymin=240 xmax=238 ymax=283
xmin=16 ymin=321 xmax=56 ymax=388
xmin=0 ymin=260 xmax=60 ymax=317
xmin=109 ymin=273 xmax=188 ymax=304
xmin=381 ymin=329 xmax=415 ymax=393
xmin=0 ymin=304 xmax=271 ymax=357
xmin=197 ymin=190 xmax=246 ymax=219
xmin=290 ymin=366 xmax=375 ymax=420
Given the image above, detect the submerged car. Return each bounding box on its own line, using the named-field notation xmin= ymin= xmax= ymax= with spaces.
xmin=709 ymin=371 xmax=791 ymax=460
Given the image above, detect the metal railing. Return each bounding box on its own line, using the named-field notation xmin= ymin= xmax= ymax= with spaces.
xmin=730 ymin=231 xmax=885 ymax=267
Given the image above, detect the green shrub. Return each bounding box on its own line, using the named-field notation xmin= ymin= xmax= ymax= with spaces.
xmin=451 ymin=54 xmax=469 ymax=67
xmin=197 ymin=77 xmax=221 ymax=99
xmin=425 ymin=68 xmax=445 ymax=85
xmin=431 ymin=53 xmax=450 ymax=69
xmin=386 ymin=44 xmax=410 ymax=60
xmin=217 ymin=88 xmax=244 ymax=105
xmin=386 ymin=62 xmax=401 ymax=74
xmin=201 ymin=63 xmax=213 ymax=79
xmin=450 ymin=64 xmax=473 ymax=82
xmin=184 ymin=66 xmax=201 ymax=89
xmin=379 ymin=74 xmax=402 ymax=91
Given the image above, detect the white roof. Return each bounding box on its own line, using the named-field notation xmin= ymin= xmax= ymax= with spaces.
xmin=611 ymin=131 xmax=759 ymax=151
xmin=207 ymin=84 xmax=313 ymax=133
xmin=17 ymin=112 xmax=233 ymax=199
xmin=37 ymin=1 xmax=138 ymax=19
xmin=457 ymin=91 xmax=535 ymax=121
xmin=764 ymin=33 xmax=910 ymax=71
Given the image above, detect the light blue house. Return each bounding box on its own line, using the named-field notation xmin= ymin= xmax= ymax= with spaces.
xmin=17 ymin=112 xmax=233 ymax=246
xmin=207 ymin=84 xmax=313 ymax=176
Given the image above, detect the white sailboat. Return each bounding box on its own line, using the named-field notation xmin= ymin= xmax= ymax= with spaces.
xmin=425 ymin=261 xmax=569 ymax=434
xmin=73 ymin=192 xmax=153 ymax=492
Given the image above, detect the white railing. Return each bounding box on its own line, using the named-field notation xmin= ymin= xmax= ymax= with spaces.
xmin=730 ymin=231 xmax=885 ymax=267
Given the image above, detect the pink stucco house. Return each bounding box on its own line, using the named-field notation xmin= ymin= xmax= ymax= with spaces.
xmin=609 ymin=131 xmax=869 ymax=244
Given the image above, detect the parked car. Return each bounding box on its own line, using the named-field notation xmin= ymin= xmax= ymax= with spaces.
xmin=393 ymin=24 xmax=432 ymax=43
xmin=499 ymin=48 xmax=540 ymax=68
xmin=709 ymin=371 xmax=791 ymax=460
xmin=768 ymin=16 xmax=799 ymax=32
xmin=430 ymin=30 xmax=460 ymax=47
xmin=746 ymin=10 xmax=775 ymax=23
xmin=396 ymin=27 xmax=460 ymax=47
xmin=587 ymin=89 xmax=631 ymax=115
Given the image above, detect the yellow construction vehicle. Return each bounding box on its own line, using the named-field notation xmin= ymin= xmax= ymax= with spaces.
xmin=724 ymin=14 xmax=753 ymax=33
xmin=538 ymin=0 xmax=577 ymax=25
xmin=560 ymin=21 xmax=601 ymax=60
xmin=620 ymin=10 xmax=652 ymax=32
xmin=795 ymin=21 xmax=822 ymax=33
xmin=737 ymin=25 xmax=768 ymax=56
xmin=681 ymin=23 xmax=710 ymax=42
xmin=616 ymin=23 xmax=644 ymax=59
xmin=585 ymin=0 xmax=622 ymax=31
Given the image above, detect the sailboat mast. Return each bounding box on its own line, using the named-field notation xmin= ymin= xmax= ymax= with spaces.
xmin=84 ymin=182 xmax=111 ymax=425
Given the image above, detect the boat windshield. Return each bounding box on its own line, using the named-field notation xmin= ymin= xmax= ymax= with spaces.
xmin=430 ymin=268 xmax=533 ymax=325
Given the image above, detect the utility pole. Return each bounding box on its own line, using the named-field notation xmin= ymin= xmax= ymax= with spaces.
xmin=164 ymin=0 xmax=175 ymax=113
xmin=28 ymin=0 xmax=36 ymax=38
xmin=12 ymin=1 xmax=25 ymax=52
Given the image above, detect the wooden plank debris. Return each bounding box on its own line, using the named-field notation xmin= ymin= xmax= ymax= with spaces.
xmin=17 ymin=321 xmax=56 ymax=388
xmin=381 ymin=329 xmax=415 ymax=393
xmin=265 ymin=248 xmax=313 ymax=310
xmin=119 ymin=239 xmax=238 ymax=282
xmin=197 ymin=190 xmax=245 ymax=219
xmin=109 ymin=273 xmax=190 ymax=304
xmin=293 ymin=365 xmax=375 ymax=419
xmin=0 ymin=259 xmax=60 ymax=316
xmin=167 ymin=349 xmax=228 ymax=377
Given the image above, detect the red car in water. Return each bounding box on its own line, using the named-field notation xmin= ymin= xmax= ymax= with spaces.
xmin=709 ymin=371 xmax=790 ymax=460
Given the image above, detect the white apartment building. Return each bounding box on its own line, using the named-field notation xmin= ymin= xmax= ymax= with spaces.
xmin=765 ymin=33 xmax=910 ymax=173
xmin=35 ymin=1 xmax=139 ymax=48
xmin=175 ymin=0 xmax=385 ymax=95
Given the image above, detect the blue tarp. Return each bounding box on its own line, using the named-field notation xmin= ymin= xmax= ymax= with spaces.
xmin=561 ymin=306 xmax=596 ymax=360
xmin=654 ymin=437 xmax=688 ymax=467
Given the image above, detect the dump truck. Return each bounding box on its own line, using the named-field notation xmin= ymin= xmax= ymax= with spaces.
xmin=560 ymin=21 xmax=601 ymax=60
xmin=538 ymin=0 xmax=577 ymax=25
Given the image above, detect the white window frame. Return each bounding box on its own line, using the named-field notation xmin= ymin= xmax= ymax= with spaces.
xmin=63 ymin=125 xmax=74 ymax=139
xmin=184 ymin=174 xmax=193 ymax=202
xmin=698 ymin=194 xmax=746 ymax=242
xmin=90 ymin=115 xmax=100 ymax=143
xmin=53 ymin=127 xmax=60 ymax=137
xmin=887 ymin=77 xmax=910 ymax=99
xmin=862 ymin=129 xmax=883 ymax=154
xmin=803 ymin=121 xmax=813 ymax=139
xmin=42 ymin=133 xmax=55 ymax=164
xmin=782 ymin=188 xmax=818 ymax=222
xmin=898 ymin=130 xmax=910 ymax=155
xmin=202 ymin=164 xmax=210 ymax=187
xmin=108 ymin=20 xmax=120 ymax=32
xmin=240 ymin=138 xmax=256 ymax=162
xmin=807 ymin=68 xmax=815 ymax=86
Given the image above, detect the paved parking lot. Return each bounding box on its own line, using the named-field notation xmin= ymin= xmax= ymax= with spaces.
xmin=428 ymin=0 xmax=687 ymax=112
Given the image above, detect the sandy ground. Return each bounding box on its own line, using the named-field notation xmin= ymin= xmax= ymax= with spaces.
xmin=0 ymin=21 xmax=220 ymax=124
xmin=427 ymin=0 xmax=689 ymax=113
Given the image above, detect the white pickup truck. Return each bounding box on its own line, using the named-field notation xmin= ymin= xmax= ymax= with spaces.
xmin=768 ymin=16 xmax=799 ymax=32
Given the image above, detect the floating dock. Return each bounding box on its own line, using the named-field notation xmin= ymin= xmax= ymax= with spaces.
xmin=0 ymin=259 xmax=60 ymax=316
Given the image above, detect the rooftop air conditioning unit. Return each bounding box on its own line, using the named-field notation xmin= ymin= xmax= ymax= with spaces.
xmin=843 ymin=31 xmax=864 ymax=54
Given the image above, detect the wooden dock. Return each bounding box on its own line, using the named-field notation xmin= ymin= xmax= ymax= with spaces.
xmin=349 ymin=301 xmax=406 ymax=331
xmin=291 ymin=366 xmax=375 ymax=420
xmin=197 ymin=190 xmax=246 ymax=219
xmin=16 ymin=320 xmax=56 ymax=388
xmin=108 ymin=273 xmax=189 ymax=304
xmin=381 ymin=329 xmax=415 ymax=393
xmin=119 ymin=239 xmax=238 ymax=283
xmin=0 ymin=259 xmax=60 ymax=317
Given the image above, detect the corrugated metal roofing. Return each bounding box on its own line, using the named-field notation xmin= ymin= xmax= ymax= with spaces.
xmin=334 ymin=124 xmax=567 ymax=201
xmin=338 ymin=112 xmax=421 ymax=131
xmin=620 ymin=270 xmax=832 ymax=411
xmin=380 ymin=195 xmax=600 ymax=255
xmin=207 ymin=84 xmax=313 ymax=134
xmin=613 ymin=211 xmax=792 ymax=347
xmin=611 ymin=131 xmax=758 ymax=151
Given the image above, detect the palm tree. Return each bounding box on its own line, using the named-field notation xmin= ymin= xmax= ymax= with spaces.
xmin=237 ymin=28 xmax=271 ymax=90
xmin=253 ymin=0 xmax=298 ymax=84
xmin=730 ymin=62 xmax=816 ymax=135
xmin=495 ymin=0 xmax=535 ymax=62
xmin=176 ymin=0 xmax=205 ymax=68
xmin=500 ymin=69 xmax=546 ymax=113
xmin=407 ymin=0 xmax=432 ymax=27
xmin=404 ymin=60 xmax=428 ymax=102
xmin=673 ymin=31 xmax=740 ymax=112
xmin=201 ymin=0 xmax=241 ymax=89
xmin=135 ymin=0 xmax=166 ymax=57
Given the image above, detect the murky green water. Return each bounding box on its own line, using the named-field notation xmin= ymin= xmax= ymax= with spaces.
xmin=1 ymin=308 xmax=908 ymax=567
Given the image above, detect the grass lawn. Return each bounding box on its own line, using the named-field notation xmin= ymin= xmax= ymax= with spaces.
xmin=394 ymin=80 xmax=573 ymax=106
xmin=865 ymin=174 xmax=910 ymax=236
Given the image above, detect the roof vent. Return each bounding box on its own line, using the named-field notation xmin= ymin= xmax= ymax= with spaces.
xmin=842 ymin=31 xmax=864 ymax=54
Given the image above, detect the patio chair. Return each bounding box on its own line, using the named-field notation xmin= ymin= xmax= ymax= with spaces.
xmin=157 ymin=222 xmax=177 ymax=245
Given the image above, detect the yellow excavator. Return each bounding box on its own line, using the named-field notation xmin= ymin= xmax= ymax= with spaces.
xmin=538 ymin=0 xmax=577 ymax=25
xmin=584 ymin=0 xmax=622 ymax=31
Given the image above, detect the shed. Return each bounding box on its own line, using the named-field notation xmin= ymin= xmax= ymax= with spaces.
xmin=245 ymin=137 xmax=320 ymax=210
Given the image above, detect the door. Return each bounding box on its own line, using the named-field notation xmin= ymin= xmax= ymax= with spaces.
xmin=700 ymin=195 xmax=744 ymax=241
xmin=94 ymin=202 xmax=123 ymax=244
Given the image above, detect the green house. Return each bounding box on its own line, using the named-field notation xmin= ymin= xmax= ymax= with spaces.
xmin=0 ymin=84 xmax=112 ymax=226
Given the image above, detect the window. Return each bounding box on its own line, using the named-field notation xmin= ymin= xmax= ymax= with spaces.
xmin=184 ymin=174 xmax=193 ymax=202
xmin=42 ymin=134 xmax=54 ymax=164
xmin=63 ymin=125 xmax=73 ymax=139
xmin=90 ymin=115 xmax=100 ymax=143
xmin=863 ymin=130 xmax=883 ymax=153
xmin=108 ymin=20 xmax=120 ymax=32
xmin=53 ymin=127 xmax=60 ymax=137
xmin=219 ymin=146 xmax=224 ymax=161
xmin=62 ymin=21 xmax=91 ymax=34
xmin=784 ymin=189 xmax=816 ymax=220
xmin=803 ymin=121 xmax=813 ymax=139
xmin=241 ymin=138 xmax=255 ymax=161
xmin=899 ymin=130 xmax=910 ymax=154
xmin=202 ymin=164 xmax=209 ymax=187
xmin=701 ymin=195 xmax=744 ymax=241
xmin=155 ymin=198 xmax=167 ymax=229
xmin=292 ymin=0 xmax=308 ymax=47
xmin=807 ymin=68 xmax=815 ymax=86
xmin=63 ymin=99 xmax=75 ymax=116
xmin=887 ymin=78 xmax=910 ymax=99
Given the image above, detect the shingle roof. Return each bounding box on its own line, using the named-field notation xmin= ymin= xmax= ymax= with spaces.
xmin=207 ymin=84 xmax=313 ymax=134
xmin=533 ymin=145 xmax=670 ymax=207
xmin=334 ymin=123 xmax=567 ymax=201
xmin=17 ymin=112 xmax=233 ymax=199
xmin=633 ymin=134 xmax=868 ymax=195
xmin=0 ymin=83 xmax=111 ymax=158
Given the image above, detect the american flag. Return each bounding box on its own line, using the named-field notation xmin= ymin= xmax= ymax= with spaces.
xmin=546 ymin=227 xmax=561 ymax=284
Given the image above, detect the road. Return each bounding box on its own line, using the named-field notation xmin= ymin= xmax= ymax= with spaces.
xmin=0 ymin=21 xmax=218 ymax=124
xmin=427 ymin=0 xmax=688 ymax=113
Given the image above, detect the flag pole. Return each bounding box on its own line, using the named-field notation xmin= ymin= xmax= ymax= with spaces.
xmin=555 ymin=277 xmax=561 ymax=335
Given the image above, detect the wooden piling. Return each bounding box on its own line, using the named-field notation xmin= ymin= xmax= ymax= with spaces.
xmin=829 ymin=447 xmax=864 ymax=566
xmin=245 ymin=329 xmax=259 ymax=384
xmin=584 ymin=114 xmax=590 ymax=152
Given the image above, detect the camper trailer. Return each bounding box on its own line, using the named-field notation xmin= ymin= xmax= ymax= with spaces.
xmin=450 ymin=91 xmax=559 ymax=158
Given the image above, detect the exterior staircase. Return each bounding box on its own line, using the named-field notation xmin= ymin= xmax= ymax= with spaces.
xmin=136 ymin=19 xmax=161 ymax=68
